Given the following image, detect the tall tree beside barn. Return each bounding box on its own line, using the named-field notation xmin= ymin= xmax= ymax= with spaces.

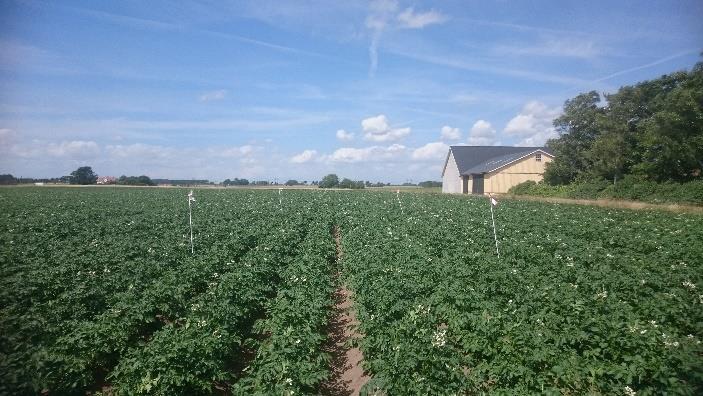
xmin=544 ymin=91 xmax=604 ymax=184
xmin=544 ymin=59 xmax=703 ymax=184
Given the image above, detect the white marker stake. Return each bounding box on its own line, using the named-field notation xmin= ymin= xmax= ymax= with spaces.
xmin=489 ymin=194 xmax=500 ymax=258
xmin=188 ymin=190 xmax=196 ymax=254
xmin=396 ymin=189 xmax=404 ymax=214
xmin=278 ymin=188 xmax=282 ymax=209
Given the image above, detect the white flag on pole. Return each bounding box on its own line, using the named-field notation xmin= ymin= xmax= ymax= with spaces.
xmin=488 ymin=194 xmax=500 ymax=258
xmin=187 ymin=190 xmax=195 ymax=254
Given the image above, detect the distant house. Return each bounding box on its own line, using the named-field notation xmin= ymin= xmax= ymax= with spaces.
xmin=96 ymin=176 xmax=116 ymax=185
xmin=441 ymin=146 xmax=554 ymax=194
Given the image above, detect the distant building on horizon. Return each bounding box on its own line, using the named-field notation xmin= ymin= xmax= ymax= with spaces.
xmin=441 ymin=146 xmax=554 ymax=194
xmin=96 ymin=176 xmax=116 ymax=185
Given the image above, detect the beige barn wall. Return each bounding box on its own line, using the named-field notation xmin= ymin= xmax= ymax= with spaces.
xmin=442 ymin=151 xmax=463 ymax=193
xmin=485 ymin=154 xmax=552 ymax=193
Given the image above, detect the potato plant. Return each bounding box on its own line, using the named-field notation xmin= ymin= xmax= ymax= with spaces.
xmin=1 ymin=187 xmax=701 ymax=395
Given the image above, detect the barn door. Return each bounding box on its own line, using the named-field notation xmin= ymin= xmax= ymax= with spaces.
xmin=472 ymin=174 xmax=484 ymax=194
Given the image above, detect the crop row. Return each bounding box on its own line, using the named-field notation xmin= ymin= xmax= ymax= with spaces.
xmin=1 ymin=187 xmax=701 ymax=395
xmin=0 ymin=188 xmax=326 ymax=394
xmin=337 ymin=192 xmax=703 ymax=394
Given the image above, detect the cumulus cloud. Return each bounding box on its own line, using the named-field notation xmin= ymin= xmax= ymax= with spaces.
xmin=336 ymin=129 xmax=354 ymax=141
xmin=467 ymin=120 xmax=499 ymax=145
xmin=504 ymin=101 xmax=561 ymax=146
xmin=397 ymin=7 xmax=447 ymax=28
xmin=412 ymin=142 xmax=449 ymax=160
xmin=290 ymin=149 xmax=317 ymax=163
xmin=217 ymin=144 xmax=255 ymax=157
xmin=362 ymin=114 xmax=410 ymax=142
xmin=327 ymin=144 xmax=406 ymax=163
xmin=198 ymin=89 xmax=227 ymax=102
xmin=46 ymin=140 xmax=101 ymax=157
xmin=440 ymin=125 xmax=461 ymax=141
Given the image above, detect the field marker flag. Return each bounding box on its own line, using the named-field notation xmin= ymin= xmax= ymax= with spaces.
xmin=188 ymin=190 xmax=196 ymax=254
xmin=396 ymin=189 xmax=404 ymax=214
xmin=488 ymin=194 xmax=500 ymax=258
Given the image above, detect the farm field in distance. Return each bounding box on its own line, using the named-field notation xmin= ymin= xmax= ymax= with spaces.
xmin=1 ymin=187 xmax=701 ymax=395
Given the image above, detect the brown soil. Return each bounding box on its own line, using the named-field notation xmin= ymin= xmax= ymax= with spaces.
xmin=321 ymin=226 xmax=370 ymax=396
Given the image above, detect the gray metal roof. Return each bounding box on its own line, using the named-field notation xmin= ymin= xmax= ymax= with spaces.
xmin=449 ymin=146 xmax=552 ymax=175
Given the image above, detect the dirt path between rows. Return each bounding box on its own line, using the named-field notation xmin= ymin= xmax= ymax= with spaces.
xmin=320 ymin=226 xmax=370 ymax=396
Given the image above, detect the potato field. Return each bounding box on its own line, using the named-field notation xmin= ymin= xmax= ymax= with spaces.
xmin=1 ymin=187 xmax=701 ymax=395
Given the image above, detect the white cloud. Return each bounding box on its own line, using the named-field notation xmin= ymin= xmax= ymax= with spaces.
xmin=105 ymin=143 xmax=260 ymax=164
xmin=0 ymin=128 xmax=15 ymax=146
xmin=365 ymin=1 xmax=445 ymax=76
xmin=467 ymin=120 xmax=499 ymax=145
xmin=412 ymin=142 xmax=449 ymax=160
xmin=496 ymin=38 xmax=602 ymax=59
xmin=217 ymin=144 xmax=256 ymax=158
xmin=198 ymin=89 xmax=227 ymax=102
xmin=336 ymin=129 xmax=354 ymax=141
xmin=290 ymin=149 xmax=317 ymax=163
xmin=106 ymin=143 xmax=173 ymax=160
xmin=397 ymin=7 xmax=447 ymax=29
xmin=362 ymin=114 xmax=410 ymax=142
xmin=366 ymin=0 xmax=398 ymax=76
xmin=46 ymin=140 xmax=101 ymax=157
xmin=504 ymin=101 xmax=561 ymax=146
xmin=327 ymin=144 xmax=406 ymax=163
xmin=440 ymin=125 xmax=461 ymax=141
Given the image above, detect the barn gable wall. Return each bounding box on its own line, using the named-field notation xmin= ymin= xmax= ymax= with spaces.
xmin=484 ymin=153 xmax=552 ymax=193
xmin=441 ymin=151 xmax=463 ymax=193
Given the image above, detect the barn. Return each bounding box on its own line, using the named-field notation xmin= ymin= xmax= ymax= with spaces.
xmin=441 ymin=146 xmax=554 ymax=194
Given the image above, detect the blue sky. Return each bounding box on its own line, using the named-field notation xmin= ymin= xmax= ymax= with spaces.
xmin=0 ymin=0 xmax=701 ymax=183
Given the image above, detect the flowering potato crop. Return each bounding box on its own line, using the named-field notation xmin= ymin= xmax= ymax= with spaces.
xmin=1 ymin=187 xmax=701 ymax=395
xmin=336 ymin=192 xmax=703 ymax=395
xmin=0 ymin=188 xmax=335 ymax=395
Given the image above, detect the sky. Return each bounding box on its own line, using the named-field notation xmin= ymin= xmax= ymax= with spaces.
xmin=0 ymin=0 xmax=701 ymax=183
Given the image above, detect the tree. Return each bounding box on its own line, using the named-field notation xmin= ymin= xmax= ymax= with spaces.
xmin=544 ymin=60 xmax=703 ymax=185
xmin=338 ymin=178 xmax=353 ymax=188
xmin=117 ymin=175 xmax=155 ymax=186
xmin=0 ymin=174 xmax=17 ymax=185
xmin=319 ymin=174 xmax=339 ymax=188
xmin=285 ymin=179 xmax=299 ymax=186
xmin=544 ymin=91 xmax=604 ymax=185
xmin=70 ymin=166 xmax=97 ymax=185
xmin=418 ymin=181 xmax=442 ymax=188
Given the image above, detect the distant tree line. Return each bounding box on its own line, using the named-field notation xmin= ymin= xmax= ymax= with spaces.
xmin=153 ymin=179 xmax=211 ymax=186
xmin=418 ymin=180 xmax=442 ymax=188
xmin=319 ymin=174 xmax=365 ymax=189
xmin=0 ymin=175 xmax=84 ymax=185
xmin=544 ymin=59 xmax=703 ymax=185
xmin=222 ymin=178 xmax=250 ymax=186
xmin=117 ymin=175 xmax=155 ymax=186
